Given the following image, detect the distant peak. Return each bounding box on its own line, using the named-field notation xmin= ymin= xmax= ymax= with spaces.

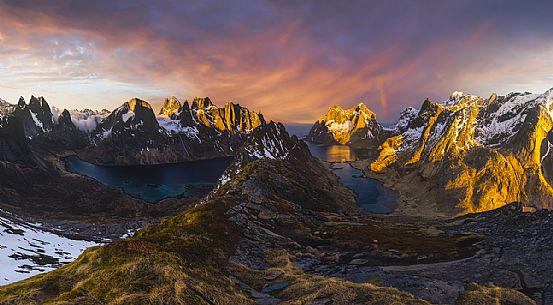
xmin=159 ymin=96 xmax=182 ymax=116
xmin=128 ymin=98 xmax=152 ymax=111
xmin=17 ymin=96 xmax=26 ymax=108
xmin=450 ymin=91 xmax=464 ymax=99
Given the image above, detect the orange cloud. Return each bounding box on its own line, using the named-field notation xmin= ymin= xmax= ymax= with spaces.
xmin=1 ymin=1 xmax=553 ymax=124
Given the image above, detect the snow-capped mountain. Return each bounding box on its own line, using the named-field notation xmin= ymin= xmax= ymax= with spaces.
xmin=369 ymin=88 xmax=553 ymax=215
xmin=214 ymin=121 xmax=313 ymax=194
xmin=11 ymin=96 xmax=55 ymax=138
xmin=0 ymin=210 xmax=99 ymax=285
xmin=307 ymin=103 xmax=386 ymax=148
xmin=77 ymin=97 xmax=266 ymax=165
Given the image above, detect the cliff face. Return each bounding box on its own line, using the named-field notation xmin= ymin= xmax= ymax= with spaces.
xmin=307 ymin=103 xmax=386 ymax=148
xmin=368 ymin=89 xmax=553 ymax=215
xmin=159 ymin=96 xmax=264 ymax=133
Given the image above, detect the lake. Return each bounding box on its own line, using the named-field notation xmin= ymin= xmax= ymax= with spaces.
xmin=64 ymin=156 xmax=233 ymax=202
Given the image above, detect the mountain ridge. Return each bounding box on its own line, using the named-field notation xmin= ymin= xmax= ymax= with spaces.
xmin=319 ymin=87 xmax=553 ymax=216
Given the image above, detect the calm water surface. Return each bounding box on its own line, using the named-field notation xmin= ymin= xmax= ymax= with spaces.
xmin=64 ymin=156 xmax=233 ymax=202
xmin=294 ymin=132 xmax=398 ymax=213
xmin=332 ymin=162 xmax=399 ymax=213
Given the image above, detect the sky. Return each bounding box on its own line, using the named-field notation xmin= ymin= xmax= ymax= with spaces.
xmin=1 ymin=0 xmax=553 ymax=123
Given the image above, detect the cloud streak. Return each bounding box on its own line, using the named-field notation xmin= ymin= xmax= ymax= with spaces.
xmin=1 ymin=0 xmax=553 ymax=123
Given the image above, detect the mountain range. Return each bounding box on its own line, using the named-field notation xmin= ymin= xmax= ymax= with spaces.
xmin=0 ymin=95 xmax=264 ymax=166
xmin=308 ymin=88 xmax=553 ymax=216
xmin=2 ymin=89 xmax=553 ymax=304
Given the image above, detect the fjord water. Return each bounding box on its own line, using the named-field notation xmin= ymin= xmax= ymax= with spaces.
xmin=64 ymin=156 xmax=233 ymax=202
xmin=331 ymin=163 xmax=399 ymax=213
xmin=306 ymin=142 xmax=399 ymax=213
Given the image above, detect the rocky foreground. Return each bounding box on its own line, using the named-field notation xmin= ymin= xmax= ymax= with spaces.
xmin=0 ymin=123 xmax=547 ymax=305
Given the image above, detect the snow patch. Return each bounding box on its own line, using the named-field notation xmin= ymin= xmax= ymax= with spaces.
xmin=122 ymin=111 xmax=135 ymax=122
xmin=29 ymin=111 xmax=44 ymax=131
xmin=157 ymin=115 xmax=201 ymax=140
xmin=0 ymin=211 xmax=99 ymax=285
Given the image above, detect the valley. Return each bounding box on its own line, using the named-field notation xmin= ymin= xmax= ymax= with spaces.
xmin=2 ymin=2 xmax=552 ymax=304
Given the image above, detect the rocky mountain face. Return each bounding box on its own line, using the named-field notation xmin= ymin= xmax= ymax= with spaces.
xmin=0 ymin=121 xmax=541 ymax=305
xmin=364 ymin=88 xmax=553 ymax=215
xmin=11 ymin=96 xmax=55 ymax=139
xmin=307 ymin=103 xmax=387 ymax=148
xmin=215 ymin=121 xmax=317 ymax=198
xmin=80 ymin=98 xmax=169 ymax=165
xmin=159 ymin=96 xmax=264 ymax=133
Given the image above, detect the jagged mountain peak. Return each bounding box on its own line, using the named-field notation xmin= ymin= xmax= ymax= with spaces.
xmin=10 ymin=95 xmax=55 ymax=137
xmin=127 ymin=98 xmax=153 ymax=112
xmin=308 ymin=102 xmax=384 ymax=146
xmin=393 ymin=106 xmax=419 ymax=133
xmin=443 ymin=91 xmax=484 ymax=107
xmin=242 ymin=121 xmax=310 ymax=161
xmin=216 ymin=121 xmax=311 ymax=188
xmin=191 ymin=97 xmax=213 ymax=109
xmin=17 ymin=96 xmax=26 ymax=109
xmin=159 ymin=96 xmax=181 ymax=117
xmin=322 ymin=102 xmax=376 ymax=123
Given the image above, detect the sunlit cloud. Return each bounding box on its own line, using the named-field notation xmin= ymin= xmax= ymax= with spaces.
xmin=0 ymin=0 xmax=553 ymax=123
